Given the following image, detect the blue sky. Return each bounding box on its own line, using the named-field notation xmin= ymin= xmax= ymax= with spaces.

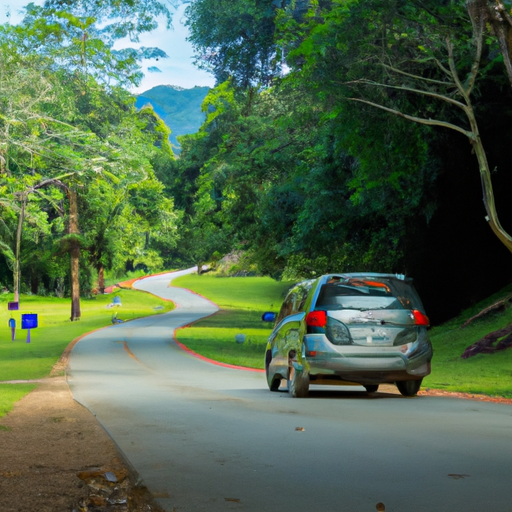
xmin=0 ymin=1 xmax=215 ymax=94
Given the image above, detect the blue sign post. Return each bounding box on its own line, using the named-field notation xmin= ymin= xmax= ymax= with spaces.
xmin=8 ymin=318 xmax=16 ymax=341
xmin=21 ymin=314 xmax=38 ymax=343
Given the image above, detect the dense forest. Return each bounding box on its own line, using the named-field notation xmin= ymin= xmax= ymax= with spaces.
xmin=2 ymin=0 xmax=512 ymax=324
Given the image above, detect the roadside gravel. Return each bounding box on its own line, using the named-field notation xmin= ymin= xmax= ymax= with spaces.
xmin=0 ymin=375 xmax=165 ymax=512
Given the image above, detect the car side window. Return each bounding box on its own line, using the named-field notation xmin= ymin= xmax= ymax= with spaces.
xmin=296 ymin=283 xmax=312 ymax=312
xmin=276 ymin=293 xmax=295 ymax=324
xmin=276 ymin=281 xmax=313 ymax=324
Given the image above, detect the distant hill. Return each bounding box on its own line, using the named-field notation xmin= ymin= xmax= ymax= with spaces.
xmin=135 ymin=85 xmax=210 ymax=154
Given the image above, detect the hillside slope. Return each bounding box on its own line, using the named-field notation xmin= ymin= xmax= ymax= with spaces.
xmin=136 ymin=85 xmax=209 ymax=153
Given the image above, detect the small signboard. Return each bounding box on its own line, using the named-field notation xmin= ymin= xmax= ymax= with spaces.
xmin=21 ymin=314 xmax=38 ymax=343
xmin=8 ymin=318 xmax=16 ymax=341
xmin=22 ymin=314 xmax=38 ymax=329
xmin=8 ymin=302 xmax=19 ymax=311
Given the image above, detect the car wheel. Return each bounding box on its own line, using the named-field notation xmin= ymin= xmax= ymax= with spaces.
xmin=265 ymin=351 xmax=280 ymax=391
xmin=396 ymin=379 xmax=422 ymax=397
xmin=364 ymin=385 xmax=379 ymax=393
xmin=287 ymin=365 xmax=309 ymax=398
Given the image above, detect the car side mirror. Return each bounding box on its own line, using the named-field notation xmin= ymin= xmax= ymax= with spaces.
xmin=261 ymin=312 xmax=276 ymax=322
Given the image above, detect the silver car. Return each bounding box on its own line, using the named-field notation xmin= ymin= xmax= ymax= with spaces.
xmin=262 ymin=273 xmax=433 ymax=398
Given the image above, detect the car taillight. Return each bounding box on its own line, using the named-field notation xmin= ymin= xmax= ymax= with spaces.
xmin=412 ymin=310 xmax=429 ymax=326
xmin=306 ymin=310 xmax=327 ymax=328
xmin=326 ymin=318 xmax=351 ymax=345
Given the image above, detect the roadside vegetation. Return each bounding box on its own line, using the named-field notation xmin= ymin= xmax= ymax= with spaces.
xmin=173 ymin=274 xmax=293 ymax=368
xmin=424 ymin=284 xmax=512 ymax=398
xmin=174 ymin=274 xmax=512 ymax=398
xmin=0 ymin=289 xmax=174 ymax=418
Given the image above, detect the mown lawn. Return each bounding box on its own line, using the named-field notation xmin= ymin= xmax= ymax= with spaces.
xmin=423 ymin=284 xmax=512 ymax=397
xmin=173 ymin=274 xmax=293 ymax=369
xmin=0 ymin=289 xmax=174 ymax=417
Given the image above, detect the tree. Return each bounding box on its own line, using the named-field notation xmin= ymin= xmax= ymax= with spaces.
xmin=287 ymin=0 xmax=512 ymax=255
xmin=12 ymin=0 xmax=174 ymax=88
xmin=0 ymin=41 xmax=87 ymax=305
xmin=185 ymin=0 xmax=295 ymax=87
xmin=0 ymin=1 xmax=180 ymax=319
xmin=467 ymin=0 xmax=512 ymax=87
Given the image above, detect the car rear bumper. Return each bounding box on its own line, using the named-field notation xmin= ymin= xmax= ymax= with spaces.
xmin=303 ymin=333 xmax=433 ymax=384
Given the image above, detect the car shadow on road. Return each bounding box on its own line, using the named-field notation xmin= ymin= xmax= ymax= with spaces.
xmin=272 ymin=383 xmax=411 ymax=400
xmin=306 ymin=389 xmax=405 ymax=400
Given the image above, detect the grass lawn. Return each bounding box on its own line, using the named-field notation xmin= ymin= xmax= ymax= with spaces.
xmin=0 ymin=288 xmax=174 ymax=418
xmin=423 ymin=284 xmax=512 ymax=398
xmin=173 ymin=274 xmax=293 ymax=369
xmin=174 ymin=274 xmax=512 ymax=397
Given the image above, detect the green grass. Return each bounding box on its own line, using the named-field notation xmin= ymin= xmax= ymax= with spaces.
xmin=0 ymin=289 xmax=174 ymax=417
xmin=423 ymin=284 xmax=512 ymax=397
xmin=175 ymin=274 xmax=512 ymax=397
xmin=173 ymin=274 xmax=293 ymax=368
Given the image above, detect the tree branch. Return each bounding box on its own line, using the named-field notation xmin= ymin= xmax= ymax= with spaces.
xmin=31 ymin=173 xmax=75 ymax=191
xmin=445 ymin=37 xmax=470 ymax=102
xmin=343 ymin=79 xmax=469 ymax=111
xmin=345 ymin=97 xmax=473 ymax=138
xmin=435 ymin=61 xmax=457 ymax=86
xmin=381 ymin=63 xmax=456 ymax=87
xmin=465 ymin=2 xmax=484 ymax=95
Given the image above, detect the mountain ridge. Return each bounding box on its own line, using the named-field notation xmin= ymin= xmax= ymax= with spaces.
xmin=135 ymin=84 xmax=210 ymax=153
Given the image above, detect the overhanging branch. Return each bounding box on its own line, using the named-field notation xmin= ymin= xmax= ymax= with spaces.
xmin=345 ymin=97 xmax=473 ymax=138
xmin=342 ymin=79 xmax=469 ymax=112
xmin=381 ymin=63 xmax=455 ymax=87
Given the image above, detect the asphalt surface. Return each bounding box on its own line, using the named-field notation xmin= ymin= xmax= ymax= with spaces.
xmin=67 ymin=269 xmax=512 ymax=512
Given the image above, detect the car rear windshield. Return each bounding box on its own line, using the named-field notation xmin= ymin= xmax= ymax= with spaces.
xmin=315 ymin=277 xmax=425 ymax=311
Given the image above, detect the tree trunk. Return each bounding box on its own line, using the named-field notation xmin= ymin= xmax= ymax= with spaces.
xmin=465 ymin=105 xmax=512 ymax=255
xmin=98 ymin=263 xmax=105 ymax=294
xmin=68 ymin=189 xmax=81 ymax=321
xmin=13 ymin=195 xmax=26 ymax=303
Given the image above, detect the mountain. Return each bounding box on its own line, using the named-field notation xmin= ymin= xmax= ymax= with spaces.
xmin=135 ymin=85 xmax=210 ymax=154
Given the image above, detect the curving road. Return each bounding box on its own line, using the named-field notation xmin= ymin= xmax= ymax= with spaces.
xmin=67 ymin=269 xmax=512 ymax=512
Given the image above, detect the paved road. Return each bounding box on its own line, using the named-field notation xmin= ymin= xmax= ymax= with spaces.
xmin=68 ymin=270 xmax=512 ymax=512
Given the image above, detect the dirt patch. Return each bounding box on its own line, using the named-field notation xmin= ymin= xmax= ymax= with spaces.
xmin=0 ymin=376 xmax=164 ymax=512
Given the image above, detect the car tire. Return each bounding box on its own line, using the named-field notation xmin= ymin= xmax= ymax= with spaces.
xmin=396 ymin=379 xmax=422 ymax=397
xmin=364 ymin=385 xmax=379 ymax=393
xmin=269 ymin=378 xmax=281 ymax=391
xmin=287 ymin=366 xmax=309 ymax=398
xmin=265 ymin=351 xmax=281 ymax=391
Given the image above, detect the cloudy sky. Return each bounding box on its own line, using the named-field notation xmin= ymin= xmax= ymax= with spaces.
xmin=0 ymin=1 xmax=215 ymax=93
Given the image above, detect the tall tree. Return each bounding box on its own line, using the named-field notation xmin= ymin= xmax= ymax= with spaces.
xmin=185 ymin=0 xmax=294 ymax=87
xmin=0 ymin=1 xmax=179 ymax=318
xmin=282 ymin=0 xmax=512 ymax=255
xmin=12 ymin=0 xmax=174 ymax=87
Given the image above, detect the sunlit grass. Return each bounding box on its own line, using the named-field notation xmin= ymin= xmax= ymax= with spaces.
xmin=173 ymin=274 xmax=290 ymax=310
xmin=172 ymin=275 xmax=293 ymax=368
xmin=0 ymin=289 xmax=174 ymax=417
xmin=424 ymin=285 xmax=512 ymax=397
